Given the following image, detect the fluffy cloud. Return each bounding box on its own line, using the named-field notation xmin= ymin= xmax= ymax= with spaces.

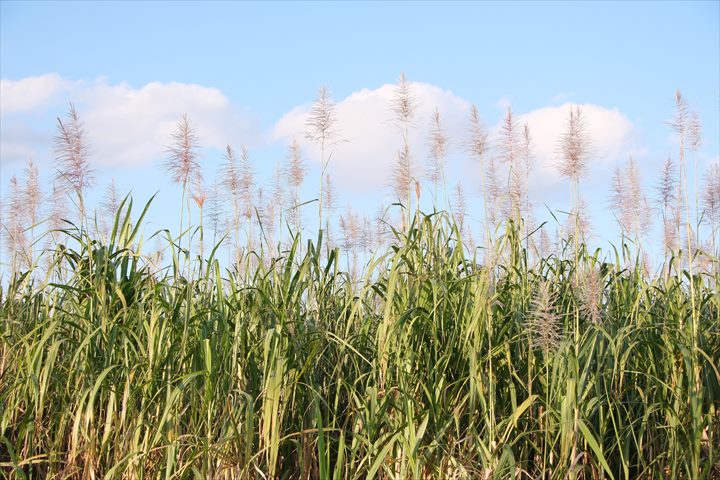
xmin=0 ymin=75 xmax=258 ymax=167
xmin=273 ymin=81 xmax=472 ymax=193
xmin=0 ymin=73 xmax=75 ymax=114
xmin=509 ymin=103 xmax=640 ymax=197
xmin=274 ymin=83 xmax=640 ymax=201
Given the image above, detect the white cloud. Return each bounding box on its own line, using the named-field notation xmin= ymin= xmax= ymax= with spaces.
xmin=1 ymin=74 xmax=640 ymax=206
xmin=492 ymin=103 xmax=640 ymax=201
xmin=490 ymin=103 xmax=645 ymax=207
xmin=0 ymin=75 xmax=258 ymax=167
xmin=273 ymin=81 xmax=472 ymax=193
xmin=0 ymin=73 xmax=74 ymax=114
xmin=274 ymin=84 xmax=640 ymax=202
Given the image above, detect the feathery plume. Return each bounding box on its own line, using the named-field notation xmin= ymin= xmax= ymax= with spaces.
xmin=222 ymin=145 xmax=242 ymax=250
xmin=392 ymin=143 xmax=412 ymax=206
xmin=500 ymin=107 xmax=525 ymax=222
xmin=656 ymin=156 xmax=679 ymax=254
xmin=286 ymin=139 xmax=305 ymax=231
xmin=54 ymin=103 xmax=93 ymax=223
xmin=23 ymin=157 xmax=41 ymax=230
xmin=557 ymin=105 xmax=591 ymax=251
xmin=222 ymin=145 xmax=241 ymax=200
xmin=323 ymin=174 xmax=336 ymax=213
xmin=392 ymin=73 xmax=417 ymax=226
xmin=499 ymin=106 xmax=519 ymax=167
xmin=453 ymin=181 xmax=467 ymax=233
xmin=466 ymin=105 xmax=491 ymax=244
xmin=102 ymin=178 xmax=120 ymax=217
xmin=610 ymin=167 xmax=627 ymax=234
xmin=48 ymin=182 xmax=67 ymax=237
xmin=339 ymin=205 xmax=360 ymax=252
xmin=392 ymin=73 xmax=416 ymax=132
xmin=557 ymin=105 xmax=590 ymax=181
xmin=574 ymin=268 xmax=604 ymax=325
xmin=238 ymin=145 xmax=255 ymax=219
xmin=23 ymin=157 xmax=41 ymax=261
xmin=520 ymin=123 xmax=535 ymax=175
xmin=519 ymin=124 xmax=534 ymax=217
xmin=287 ymin=139 xmax=306 ymax=190
xmin=2 ymin=176 xmax=28 ymax=274
xmin=164 ymin=113 xmax=200 ymax=189
xmin=426 ymin=107 xmax=448 ymax=203
xmin=689 ymin=111 xmax=702 ymax=152
xmin=701 ymin=162 xmax=719 ymax=243
xmin=538 ymin=227 xmax=552 ymax=260
xmin=271 ymin=160 xmax=286 ymax=242
xmin=191 ymin=173 xmax=206 ymax=209
xmin=656 ymin=156 xmax=677 ymax=212
xmin=54 ymin=103 xmax=93 ymax=193
xmin=306 ymin=85 xmax=338 ymax=227
xmin=466 ymin=105 xmax=489 ymax=162
xmin=527 ymin=280 xmax=562 ymax=353
xmin=626 ymin=156 xmax=653 ymax=240
xmin=374 ymin=203 xmax=389 ymax=249
xmin=485 ymin=156 xmax=502 ymax=233
xmin=305 ymin=85 xmax=338 ymax=146
xmin=99 ymin=179 xmax=119 ymax=238
xmin=205 ymin=179 xmax=224 ymax=245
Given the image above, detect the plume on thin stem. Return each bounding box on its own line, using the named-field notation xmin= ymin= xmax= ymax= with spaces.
xmin=557 ymin=105 xmax=591 ymax=252
xmin=2 ymin=176 xmax=27 ymax=274
xmin=286 ymin=139 xmax=305 ymax=231
xmin=656 ymin=156 xmax=677 ymax=212
xmin=453 ymin=182 xmax=467 ymax=230
xmin=669 ymin=90 xmax=697 ymax=271
xmin=99 ymin=179 xmax=120 ymax=238
xmin=610 ymin=167 xmax=626 ymax=234
xmin=611 ymin=157 xmax=652 ymax=242
xmin=466 ymin=105 xmax=491 ymax=243
xmin=164 ymin=113 xmax=200 ymax=189
xmin=271 ymin=160 xmax=286 ymax=241
xmin=426 ymin=108 xmax=448 ymax=203
xmin=305 ymin=86 xmax=338 ymax=147
xmin=485 ymin=156 xmax=502 ymax=233
xmin=466 ymin=105 xmax=489 ymax=162
xmin=656 ymin=156 xmax=678 ymax=254
xmin=499 ymin=107 xmax=519 ymax=168
xmin=500 ymin=107 xmax=526 ymax=222
xmin=23 ymin=157 xmax=41 ymax=261
xmin=391 ymin=143 xmax=412 ymax=205
xmin=392 ymin=73 xmax=417 ymax=225
xmin=287 ymin=139 xmax=306 ymax=190
xmin=323 ymin=174 xmax=336 ymax=213
xmin=222 ymin=145 xmax=241 ymax=200
xmin=24 ymin=157 xmax=41 ymax=229
xmin=238 ymin=145 xmax=255 ymax=220
xmin=54 ymin=103 xmax=93 ymax=217
xmin=205 ymin=179 xmax=224 ymax=245
xmin=306 ymin=85 xmax=338 ymax=227
xmin=392 ymin=73 xmax=416 ymax=132
xmin=191 ymin=173 xmax=206 ymax=209
xmin=701 ymin=162 xmax=720 ymax=248
xmin=101 ymin=179 xmax=120 ymax=217
xmin=222 ymin=145 xmax=242 ymax=250
xmin=557 ymin=106 xmax=590 ymax=181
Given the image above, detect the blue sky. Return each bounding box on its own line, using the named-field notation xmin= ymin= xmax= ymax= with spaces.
xmin=1 ymin=1 xmax=719 ymax=266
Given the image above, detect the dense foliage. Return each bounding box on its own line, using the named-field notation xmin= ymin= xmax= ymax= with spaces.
xmin=1 ymin=201 xmax=718 ymax=479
